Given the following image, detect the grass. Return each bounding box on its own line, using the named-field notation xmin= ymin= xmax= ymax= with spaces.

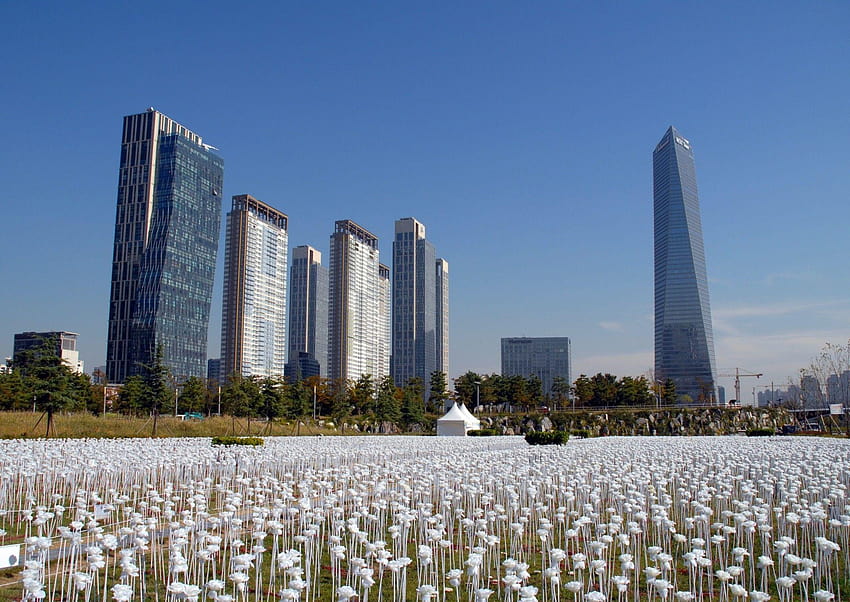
xmin=0 ymin=411 xmax=338 ymax=439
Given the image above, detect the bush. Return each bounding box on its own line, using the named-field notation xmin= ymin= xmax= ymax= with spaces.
xmin=570 ymin=429 xmax=590 ymax=439
xmin=524 ymin=431 xmax=569 ymax=445
xmin=467 ymin=429 xmax=499 ymax=437
xmin=211 ymin=436 xmax=264 ymax=446
xmin=746 ymin=428 xmax=775 ymax=437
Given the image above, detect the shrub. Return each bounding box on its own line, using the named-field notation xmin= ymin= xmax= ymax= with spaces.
xmin=211 ymin=436 xmax=264 ymax=446
xmin=746 ymin=428 xmax=774 ymax=437
xmin=467 ymin=429 xmax=499 ymax=437
xmin=570 ymin=429 xmax=590 ymax=439
xmin=524 ymin=431 xmax=569 ymax=445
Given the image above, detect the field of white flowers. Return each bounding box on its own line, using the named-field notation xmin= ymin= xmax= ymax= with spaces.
xmin=0 ymin=435 xmax=847 ymax=601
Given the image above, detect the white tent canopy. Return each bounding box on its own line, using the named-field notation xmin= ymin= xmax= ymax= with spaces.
xmin=457 ymin=403 xmax=480 ymax=430
xmin=436 ymin=402 xmax=480 ymax=436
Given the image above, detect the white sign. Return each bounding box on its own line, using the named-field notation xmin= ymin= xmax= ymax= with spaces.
xmin=830 ymin=404 xmax=844 ymax=415
xmin=0 ymin=544 xmax=20 ymax=569
xmin=94 ymin=504 xmax=111 ymax=520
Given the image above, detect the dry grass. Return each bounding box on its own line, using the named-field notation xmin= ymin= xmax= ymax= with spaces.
xmin=0 ymin=411 xmax=335 ymax=439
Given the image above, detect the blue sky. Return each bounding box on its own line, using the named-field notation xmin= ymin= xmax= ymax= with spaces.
xmin=2 ymin=2 xmax=849 ymax=399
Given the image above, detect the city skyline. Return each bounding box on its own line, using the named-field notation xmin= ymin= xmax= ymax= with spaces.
xmin=2 ymin=3 xmax=849 ymax=393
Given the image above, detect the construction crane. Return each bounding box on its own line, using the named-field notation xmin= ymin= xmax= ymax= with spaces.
xmin=718 ymin=368 xmax=763 ymax=405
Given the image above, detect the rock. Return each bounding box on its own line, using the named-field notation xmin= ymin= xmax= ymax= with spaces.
xmin=540 ymin=417 xmax=553 ymax=432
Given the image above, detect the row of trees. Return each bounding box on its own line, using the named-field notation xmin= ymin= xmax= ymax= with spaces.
xmin=451 ymin=371 xmax=674 ymax=409
xmin=0 ymin=338 xmax=678 ymax=435
xmin=452 ymin=372 xmax=556 ymax=411
xmin=118 ymin=365 xmax=451 ymax=429
xmin=572 ymin=373 xmax=675 ymax=407
xmin=0 ymin=342 xmax=451 ymax=434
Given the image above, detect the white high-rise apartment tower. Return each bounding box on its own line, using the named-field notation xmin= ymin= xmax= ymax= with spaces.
xmin=220 ymin=195 xmax=288 ymax=378
xmin=328 ymin=220 xmax=386 ymax=381
xmin=435 ymin=258 xmax=449 ymax=375
xmin=378 ymin=263 xmax=391 ymax=379
xmin=287 ymin=245 xmax=328 ymax=376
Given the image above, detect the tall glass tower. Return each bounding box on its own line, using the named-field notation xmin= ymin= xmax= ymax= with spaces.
xmin=220 ymin=195 xmax=288 ymax=379
xmin=107 ymin=109 xmax=223 ymax=383
xmin=653 ymin=126 xmax=717 ymax=404
xmin=391 ymin=217 xmax=436 ymax=388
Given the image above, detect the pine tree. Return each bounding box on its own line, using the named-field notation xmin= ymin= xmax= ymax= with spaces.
xmin=139 ymin=345 xmax=171 ymax=436
xmin=374 ymin=375 xmax=401 ymax=424
xmin=428 ymin=371 xmax=449 ymax=413
xmin=401 ymin=377 xmax=424 ymax=428
xmin=178 ymin=376 xmax=208 ymax=414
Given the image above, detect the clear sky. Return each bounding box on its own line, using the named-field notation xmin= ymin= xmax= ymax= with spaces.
xmin=2 ymin=2 xmax=849 ymax=400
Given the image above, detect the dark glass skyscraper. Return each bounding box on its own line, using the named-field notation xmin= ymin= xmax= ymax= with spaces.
xmin=107 ymin=109 xmax=223 ymax=382
xmin=653 ymin=126 xmax=717 ymax=403
xmin=391 ymin=217 xmax=437 ymax=388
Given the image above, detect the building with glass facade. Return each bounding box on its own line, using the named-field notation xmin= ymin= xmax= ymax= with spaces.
xmin=653 ymin=126 xmax=717 ymax=403
xmin=107 ymin=109 xmax=223 ymax=382
xmin=220 ymin=194 xmax=288 ymax=379
xmin=285 ymin=351 xmax=321 ymax=381
xmin=435 ymin=258 xmax=450 ymax=376
xmin=287 ymin=245 xmax=328 ymax=378
xmin=207 ymin=358 xmax=222 ymax=384
xmin=501 ymin=337 xmax=571 ymax=400
xmin=327 ymin=220 xmax=386 ymax=381
xmin=391 ymin=218 xmax=437 ymax=387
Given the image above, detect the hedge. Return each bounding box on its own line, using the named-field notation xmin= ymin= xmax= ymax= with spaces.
xmin=524 ymin=431 xmax=569 ymax=445
xmin=468 ymin=429 xmax=500 ymax=437
xmin=211 ymin=436 xmax=265 ymax=446
xmin=745 ymin=428 xmax=775 ymax=437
